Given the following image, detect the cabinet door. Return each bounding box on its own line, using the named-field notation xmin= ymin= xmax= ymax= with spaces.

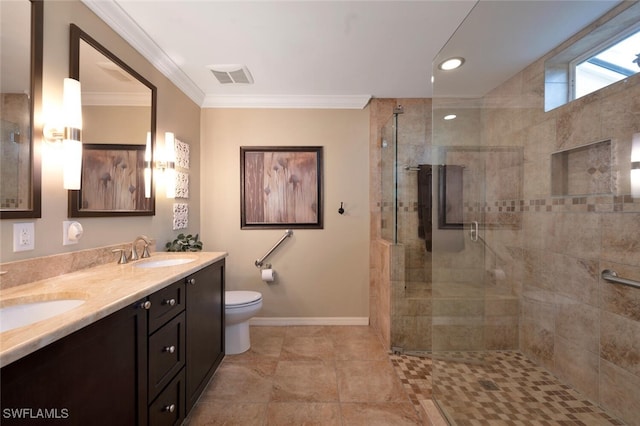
xmin=185 ymin=259 xmax=225 ymax=412
xmin=0 ymin=300 xmax=148 ymax=426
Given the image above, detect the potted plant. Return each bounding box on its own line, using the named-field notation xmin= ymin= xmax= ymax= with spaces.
xmin=165 ymin=233 xmax=203 ymax=252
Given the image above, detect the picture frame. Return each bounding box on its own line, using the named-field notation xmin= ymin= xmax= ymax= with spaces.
xmin=240 ymin=146 xmax=323 ymax=229
xmin=68 ymin=143 xmax=155 ymax=217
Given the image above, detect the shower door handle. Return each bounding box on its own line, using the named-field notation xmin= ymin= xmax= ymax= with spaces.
xmin=470 ymin=221 xmax=479 ymax=242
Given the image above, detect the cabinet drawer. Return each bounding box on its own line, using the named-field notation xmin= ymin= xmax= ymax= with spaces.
xmin=149 ymin=368 xmax=185 ymax=426
xmin=149 ymin=280 xmax=185 ymax=332
xmin=149 ymin=311 xmax=185 ymax=401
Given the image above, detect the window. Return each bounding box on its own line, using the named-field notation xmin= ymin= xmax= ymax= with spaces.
xmin=544 ymin=2 xmax=640 ymax=111
xmin=573 ymin=28 xmax=640 ymax=99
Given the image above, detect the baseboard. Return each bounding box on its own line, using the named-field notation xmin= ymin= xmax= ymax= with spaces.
xmin=249 ymin=317 xmax=369 ymax=326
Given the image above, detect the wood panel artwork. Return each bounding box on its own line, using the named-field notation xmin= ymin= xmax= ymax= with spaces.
xmin=241 ymin=146 xmax=323 ymax=229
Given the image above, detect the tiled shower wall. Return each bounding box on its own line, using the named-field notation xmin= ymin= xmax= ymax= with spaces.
xmin=477 ymin=17 xmax=640 ymax=425
xmin=1 ymin=93 xmax=31 ymax=209
xmin=370 ymin=8 xmax=640 ymax=425
xmin=369 ymin=99 xmax=434 ymax=351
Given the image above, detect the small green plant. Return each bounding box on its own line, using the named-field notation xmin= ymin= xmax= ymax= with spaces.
xmin=165 ymin=233 xmax=203 ymax=252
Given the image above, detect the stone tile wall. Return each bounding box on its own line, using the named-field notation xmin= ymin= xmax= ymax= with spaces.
xmin=481 ymin=26 xmax=640 ymax=425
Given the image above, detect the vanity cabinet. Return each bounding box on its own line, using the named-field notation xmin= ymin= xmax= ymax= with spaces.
xmin=0 ymin=299 xmax=148 ymax=426
xmin=0 ymin=258 xmax=225 ymax=425
xmin=185 ymin=259 xmax=225 ymax=412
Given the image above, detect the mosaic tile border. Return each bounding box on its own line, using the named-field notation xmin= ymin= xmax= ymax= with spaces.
xmin=378 ymin=195 xmax=640 ymax=214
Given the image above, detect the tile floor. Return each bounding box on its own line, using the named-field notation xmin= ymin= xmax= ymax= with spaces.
xmin=185 ymin=326 xmax=624 ymax=425
xmin=184 ymin=325 xmax=430 ymax=425
xmin=391 ymin=351 xmax=625 ymax=426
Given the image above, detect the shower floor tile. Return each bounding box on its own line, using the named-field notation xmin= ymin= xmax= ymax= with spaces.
xmin=390 ymin=351 xmax=625 ymax=425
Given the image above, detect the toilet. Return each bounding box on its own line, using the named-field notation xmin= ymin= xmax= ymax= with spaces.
xmin=224 ymin=291 xmax=263 ymax=354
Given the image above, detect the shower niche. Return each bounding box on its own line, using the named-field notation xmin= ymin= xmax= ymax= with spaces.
xmin=551 ymin=139 xmax=613 ymax=196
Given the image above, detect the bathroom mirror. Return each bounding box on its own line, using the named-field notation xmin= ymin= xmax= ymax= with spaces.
xmin=68 ymin=24 xmax=156 ymax=217
xmin=0 ymin=0 xmax=42 ymax=219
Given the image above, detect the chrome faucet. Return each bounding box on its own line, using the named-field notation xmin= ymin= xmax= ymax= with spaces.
xmin=130 ymin=235 xmax=151 ymax=261
xmin=112 ymin=248 xmax=128 ymax=264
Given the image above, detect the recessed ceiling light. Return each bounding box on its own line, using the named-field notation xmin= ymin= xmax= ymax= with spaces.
xmin=444 ymin=114 xmax=457 ymax=120
xmin=438 ymin=57 xmax=465 ymax=71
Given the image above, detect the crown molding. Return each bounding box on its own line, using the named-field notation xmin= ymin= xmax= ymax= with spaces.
xmin=81 ymin=0 xmax=205 ymax=106
xmin=82 ymin=1 xmax=371 ymax=110
xmin=202 ymin=94 xmax=372 ymax=109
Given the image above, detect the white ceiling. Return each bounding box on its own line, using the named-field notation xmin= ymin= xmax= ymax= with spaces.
xmin=82 ymin=0 xmax=621 ymax=108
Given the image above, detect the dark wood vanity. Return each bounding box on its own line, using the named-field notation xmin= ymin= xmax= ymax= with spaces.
xmin=0 ymin=259 xmax=225 ymax=425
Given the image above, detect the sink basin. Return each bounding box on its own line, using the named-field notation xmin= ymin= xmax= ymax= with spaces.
xmin=134 ymin=257 xmax=196 ymax=269
xmin=0 ymin=299 xmax=86 ymax=333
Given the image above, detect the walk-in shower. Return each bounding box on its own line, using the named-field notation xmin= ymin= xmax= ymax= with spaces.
xmin=429 ymin=2 xmax=640 ymax=424
xmin=376 ymin=1 xmax=639 ymax=424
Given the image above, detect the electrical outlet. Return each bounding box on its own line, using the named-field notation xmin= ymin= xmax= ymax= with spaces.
xmin=13 ymin=222 xmax=35 ymax=252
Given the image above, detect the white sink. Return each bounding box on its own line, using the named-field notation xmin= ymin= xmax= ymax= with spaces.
xmin=0 ymin=299 xmax=86 ymax=333
xmin=134 ymin=257 xmax=196 ymax=269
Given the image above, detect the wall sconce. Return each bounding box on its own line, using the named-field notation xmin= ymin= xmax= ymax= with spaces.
xmin=44 ymin=78 xmax=83 ymax=190
xmin=144 ymin=132 xmax=152 ymax=198
xmin=154 ymin=132 xmax=176 ymax=199
xmin=632 ymin=132 xmax=640 ymax=198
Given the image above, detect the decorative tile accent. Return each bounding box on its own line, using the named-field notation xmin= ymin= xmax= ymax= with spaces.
xmin=176 ymin=171 xmax=189 ymax=199
xmin=175 ymin=139 xmax=190 ymax=169
xmin=390 ymin=351 xmax=625 ymax=425
xmin=173 ymin=203 xmax=188 ymax=230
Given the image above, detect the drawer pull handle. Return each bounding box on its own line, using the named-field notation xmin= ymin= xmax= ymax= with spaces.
xmin=186 ymin=277 xmax=196 ymax=285
xmin=139 ymin=301 xmax=152 ymax=310
xmin=164 ymin=404 xmax=176 ymax=413
xmin=163 ymin=298 xmax=177 ymax=306
xmin=163 ymin=345 xmax=176 ymax=354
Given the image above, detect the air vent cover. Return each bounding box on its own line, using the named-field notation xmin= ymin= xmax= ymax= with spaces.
xmin=207 ymin=64 xmax=254 ymax=84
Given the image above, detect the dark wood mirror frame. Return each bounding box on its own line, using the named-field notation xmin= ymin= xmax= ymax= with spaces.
xmin=67 ymin=24 xmax=157 ymax=217
xmin=1 ymin=0 xmax=43 ymax=219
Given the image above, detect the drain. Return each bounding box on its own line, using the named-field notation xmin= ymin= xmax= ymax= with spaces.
xmin=478 ymin=380 xmax=499 ymax=390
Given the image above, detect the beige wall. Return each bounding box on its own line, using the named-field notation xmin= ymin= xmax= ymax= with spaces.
xmin=1 ymin=0 xmax=200 ymax=263
xmin=201 ymin=108 xmax=370 ymax=320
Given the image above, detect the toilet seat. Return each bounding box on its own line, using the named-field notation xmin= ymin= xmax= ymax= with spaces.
xmin=225 ymin=291 xmax=262 ymax=308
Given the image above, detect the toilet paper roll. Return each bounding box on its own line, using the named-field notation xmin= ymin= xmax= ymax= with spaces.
xmin=261 ymin=268 xmax=276 ymax=282
xmin=492 ymin=268 xmax=506 ymax=281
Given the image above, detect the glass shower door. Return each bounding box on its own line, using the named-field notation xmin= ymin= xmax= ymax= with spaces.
xmin=380 ymin=113 xmax=398 ymax=243
xmin=431 ymin=153 xmax=489 ymax=426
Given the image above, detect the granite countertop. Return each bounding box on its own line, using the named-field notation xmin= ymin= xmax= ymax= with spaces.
xmin=0 ymin=251 xmax=228 ymax=367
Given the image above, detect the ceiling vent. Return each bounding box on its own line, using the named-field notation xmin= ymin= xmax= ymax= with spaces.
xmin=208 ymin=64 xmax=254 ymax=84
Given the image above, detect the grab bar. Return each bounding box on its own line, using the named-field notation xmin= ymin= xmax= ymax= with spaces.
xmin=255 ymin=229 xmax=293 ymax=268
xmin=601 ymin=269 xmax=640 ymax=290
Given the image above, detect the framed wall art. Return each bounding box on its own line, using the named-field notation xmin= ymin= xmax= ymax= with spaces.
xmin=240 ymin=146 xmax=323 ymax=229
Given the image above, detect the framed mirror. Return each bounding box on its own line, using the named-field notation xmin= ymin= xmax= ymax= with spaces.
xmin=0 ymin=0 xmax=43 ymax=219
xmin=68 ymin=24 xmax=156 ymax=217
